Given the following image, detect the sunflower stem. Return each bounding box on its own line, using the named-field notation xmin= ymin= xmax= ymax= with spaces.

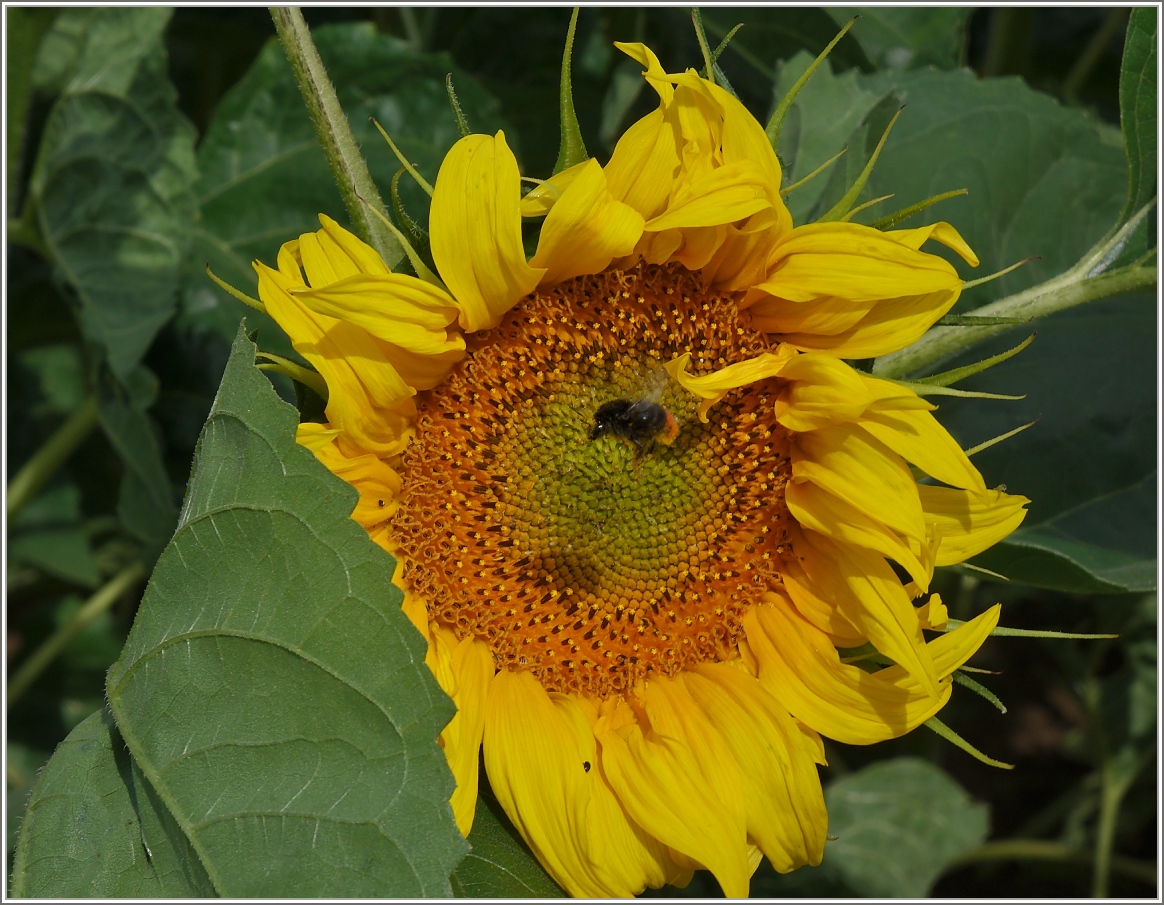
xmin=7 ymin=561 xmax=146 ymax=708
xmin=873 ymin=261 xmax=1157 ymax=379
xmin=948 ymin=840 xmax=1156 ymax=887
xmin=271 ymin=7 xmax=402 ymax=269
xmin=7 ymin=395 xmax=99 ymax=522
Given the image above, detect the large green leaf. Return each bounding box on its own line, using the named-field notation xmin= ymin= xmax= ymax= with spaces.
xmin=450 ymin=795 xmax=565 ymax=897
xmin=11 ymin=708 xmax=215 ymax=897
xmin=96 ymin=325 xmax=466 ymax=896
xmin=824 ymin=8 xmax=970 ymax=71
xmin=934 ymin=294 xmax=1156 ymax=594
xmin=179 ymin=22 xmax=506 ymax=360
xmin=1119 ymin=7 xmax=1157 ymax=224
xmin=95 ymin=365 xmax=179 ymax=558
xmin=845 ymin=68 xmax=1125 ymax=297
xmin=822 ymin=758 xmax=989 ymax=897
xmin=772 ymin=53 xmax=889 ymax=222
xmin=30 ymin=7 xmax=198 ymax=380
xmin=755 ymin=758 xmax=989 ymax=898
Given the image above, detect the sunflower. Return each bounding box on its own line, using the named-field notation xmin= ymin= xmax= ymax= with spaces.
xmin=253 ymin=42 xmax=1028 ymax=898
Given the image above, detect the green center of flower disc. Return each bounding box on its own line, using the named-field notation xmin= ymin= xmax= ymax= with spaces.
xmin=392 ymin=264 xmax=796 ymax=696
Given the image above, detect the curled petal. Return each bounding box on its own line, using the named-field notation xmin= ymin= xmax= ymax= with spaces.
xmin=296 ymin=423 xmax=403 ymax=525
xmin=744 ymin=221 xmax=967 ymax=356
xmin=787 ymin=530 xmax=937 ymax=695
xmin=666 ymin=346 xmax=797 ymax=422
xmin=886 ymin=220 xmax=979 ymax=266
xmin=430 ymin=132 xmax=545 ymax=332
xmin=300 ymin=214 xmax=392 ymax=282
xmin=745 ymin=595 xmax=1000 ymax=744
xmin=603 ymin=107 xmax=682 ymax=222
xmin=531 ymin=159 xmax=645 ymax=285
xmin=256 ymin=259 xmax=416 ymax=453
xmin=430 ymin=628 xmax=494 ymax=837
xmin=920 ymin=485 xmax=1030 ymax=566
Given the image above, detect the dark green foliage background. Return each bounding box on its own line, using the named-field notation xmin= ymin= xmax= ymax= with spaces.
xmin=6 ymin=7 xmax=1156 ymax=898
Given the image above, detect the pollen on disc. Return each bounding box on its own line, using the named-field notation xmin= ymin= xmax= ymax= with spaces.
xmin=390 ymin=263 xmax=797 ymax=697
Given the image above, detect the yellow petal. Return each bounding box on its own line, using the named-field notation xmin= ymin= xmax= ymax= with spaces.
xmin=603 ymin=106 xmax=681 ymax=222
xmin=776 ymin=554 xmax=866 ymax=646
xmin=298 ymin=426 xmax=403 ymax=526
xmin=756 ymin=222 xmax=962 ymax=304
xmin=683 ymin=666 xmax=827 ymax=872
xmin=255 ymin=260 xmax=416 ymax=453
xmin=786 ymin=480 xmax=931 ymax=590
xmin=789 ymin=530 xmax=937 ymax=695
xmin=644 ymin=160 xmax=772 ymax=232
xmin=613 ymin=41 xmax=674 ymax=104
xmin=431 ymin=628 xmax=494 ymax=837
xmin=303 ymin=214 xmax=392 ymax=281
xmin=916 ymin=593 xmax=949 ymax=631
xmin=595 ymin=685 xmax=752 ymax=898
xmin=791 ymin=423 xmax=927 ymax=548
xmin=746 ymin=292 xmax=878 ymax=337
xmin=777 ymin=288 xmax=963 ymax=359
xmin=556 ymin=693 xmax=680 ymax=895
xmin=530 ymin=159 xmax=645 ymax=285
xmin=745 ymin=596 xmax=1000 ymax=744
xmin=294 ymin=274 xmax=464 ymax=356
xmin=886 ymin=220 xmax=979 ymax=266
xmin=860 ymin=403 xmax=986 ymax=493
xmin=430 ymin=132 xmax=545 ymax=332
xmin=519 ymin=159 xmax=590 ymax=218
xmin=919 ymin=485 xmax=1030 ymax=566
xmin=483 ymin=671 xmax=605 ymax=895
xmin=666 ymin=346 xmax=798 ymax=422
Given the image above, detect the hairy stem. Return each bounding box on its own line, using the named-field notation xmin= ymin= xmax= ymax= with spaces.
xmin=270 ymin=7 xmax=402 ymax=269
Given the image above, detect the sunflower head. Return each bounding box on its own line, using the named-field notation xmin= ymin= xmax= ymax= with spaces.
xmin=253 ymin=38 xmax=1026 ymax=899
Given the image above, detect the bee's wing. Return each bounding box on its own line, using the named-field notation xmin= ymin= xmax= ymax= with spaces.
xmin=642 ymin=361 xmax=670 ymax=403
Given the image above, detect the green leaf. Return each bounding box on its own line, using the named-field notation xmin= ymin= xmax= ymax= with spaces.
xmin=771 ymin=53 xmax=888 ymax=223
xmin=30 ymin=7 xmax=199 ymax=379
xmin=825 ymin=8 xmax=971 ymax=71
xmin=1119 ymin=7 xmax=1157 ymax=224
xmin=95 ymin=365 xmax=178 ymax=559
xmin=180 ymin=22 xmax=506 ymax=361
xmin=821 ymin=758 xmax=990 ymax=896
xmin=7 ymin=483 xmax=100 ymax=588
xmin=11 ymin=707 xmax=215 ymax=897
xmin=935 ymin=295 xmax=1156 ymax=594
xmin=102 ymin=325 xmax=466 ymax=896
xmin=701 ymin=8 xmax=873 ymax=87
xmin=845 ymin=68 xmax=1126 ymax=296
xmin=450 ymin=795 xmax=565 ymax=897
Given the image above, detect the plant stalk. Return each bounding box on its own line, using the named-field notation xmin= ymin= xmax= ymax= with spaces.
xmin=6 ymin=561 xmax=147 ymax=708
xmin=874 ymin=263 xmax=1156 ymax=379
xmin=950 ymin=839 xmax=1156 ymax=887
xmin=7 ymin=396 xmax=100 ymax=522
xmin=270 ymin=7 xmax=402 ymax=269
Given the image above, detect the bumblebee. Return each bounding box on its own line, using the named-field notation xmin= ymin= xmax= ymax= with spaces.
xmin=589 ymin=398 xmax=679 ymax=449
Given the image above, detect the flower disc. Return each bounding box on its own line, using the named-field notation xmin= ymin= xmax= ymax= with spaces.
xmin=392 ymin=264 xmax=797 ymax=696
